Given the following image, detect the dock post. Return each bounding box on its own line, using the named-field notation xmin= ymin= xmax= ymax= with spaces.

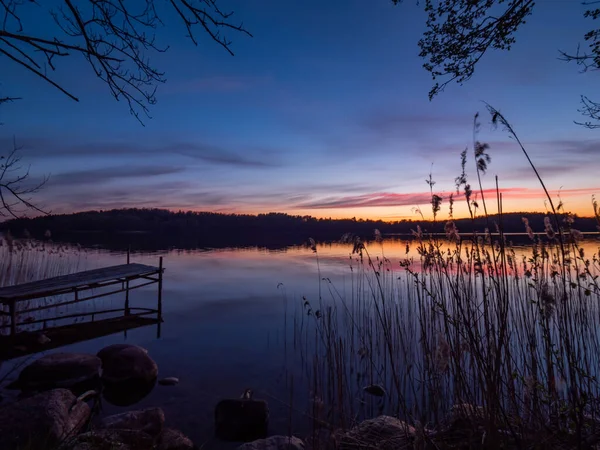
xmin=157 ymin=256 xmax=163 ymax=320
xmin=125 ymin=246 xmax=131 ymax=315
xmin=9 ymin=301 xmax=16 ymax=336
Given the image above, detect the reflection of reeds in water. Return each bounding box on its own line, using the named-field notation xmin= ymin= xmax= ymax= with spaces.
xmin=0 ymin=233 xmax=88 ymax=334
xmin=292 ymin=109 xmax=600 ymax=447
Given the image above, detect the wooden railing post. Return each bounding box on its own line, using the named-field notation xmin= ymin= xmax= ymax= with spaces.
xmin=157 ymin=256 xmax=163 ymax=320
xmin=125 ymin=246 xmax=131 ymax=315
xmin=9 ymin=301 xmax=16 ymax=336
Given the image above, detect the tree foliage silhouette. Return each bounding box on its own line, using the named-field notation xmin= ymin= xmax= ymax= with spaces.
xmin=393 ymin=0 xmax=600 ymax=128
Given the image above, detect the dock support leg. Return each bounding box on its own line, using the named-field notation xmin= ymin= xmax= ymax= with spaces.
xmin=158 ymin=256 xmax=163 ymax=320
xmin=125 ymin=248 xmax=131 ymax=316
xmin=9 ymin=301 xmax=16 ymax=336
xmin=125 ymin=286 xmax=130 ymax=316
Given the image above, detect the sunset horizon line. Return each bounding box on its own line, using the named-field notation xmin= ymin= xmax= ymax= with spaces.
xmin=11 ymin=205 xmax=599 ymax=224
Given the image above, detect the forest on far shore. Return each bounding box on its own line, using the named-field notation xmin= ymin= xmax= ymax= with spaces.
xmin=1 ymin=208 xmax=598 ymax=251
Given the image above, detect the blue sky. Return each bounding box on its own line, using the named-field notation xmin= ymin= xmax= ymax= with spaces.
xmin=1 ymin=0 xmax=599 ymax=219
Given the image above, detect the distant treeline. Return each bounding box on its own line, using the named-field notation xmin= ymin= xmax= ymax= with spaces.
xmin=2 ymin=208 xmax=599 ymax=251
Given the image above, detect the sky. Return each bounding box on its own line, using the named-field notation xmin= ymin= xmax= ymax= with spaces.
xmin=1 ymin=0 xmax=599 ymax=220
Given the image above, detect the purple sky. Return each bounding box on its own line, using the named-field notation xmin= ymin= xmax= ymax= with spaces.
xmin=1 ymin=0 xmax=599 ymax=219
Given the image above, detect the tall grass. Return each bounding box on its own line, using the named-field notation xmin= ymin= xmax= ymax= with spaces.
xmin=0 ymin=232 xmax=87 ymax=334
xmin=292 ymin=109 xmax=600 ymax=448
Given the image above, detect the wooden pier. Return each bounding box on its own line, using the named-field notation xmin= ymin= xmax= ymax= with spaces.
xmin=0 ymin=254 xmax=164 ymax=341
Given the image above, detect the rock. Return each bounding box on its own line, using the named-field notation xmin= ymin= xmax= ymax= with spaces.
xmin=304 ymin=429 xmax=344 ymax=450
xmin=339 ymin=416 xmax=415 ymax=450
xmin=158 ymin=428 xmax=195 ymax=450
xmin=215 ymin=396 xmax=269 ymax=441
xmin=98 ymin=344 xmax=158 ymax=383
xmin=158 ymin=377 xmax=179 ymax=386
xmin=363 ymin=384 xmax=386 ymax=397
xmin=98 ymin=407 xmax=165 ymax=437
xmin=237 ymin=435 xmax=305 ymax=450
xmin=445 ymin=403 xmax=486 ymax=430
xmin=14 ymin=352 xmax=101 ymax=393
xmin=0 ymin=388 xmax=90 ymax=450
xmin=97 ymin=343 xmax=147 ymax=361
xmin=60 ymin=429 xmax=154 ymax=450
xmin=37 ymin=333 xmax=51 ymax=345
xmin=97 ymin=344 xmax=158 ymax=406
xmin=449 ymin=403 xmax=484 ymax=423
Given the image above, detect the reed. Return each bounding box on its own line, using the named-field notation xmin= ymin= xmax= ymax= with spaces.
xmin=292 ymin=108 xmax=600 ymax=449
xmin=0 ymin=232 xmax=87 ymax=334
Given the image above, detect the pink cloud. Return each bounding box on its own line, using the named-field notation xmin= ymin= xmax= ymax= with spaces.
xmin=298 ymin=187 xmax=600 ymax=209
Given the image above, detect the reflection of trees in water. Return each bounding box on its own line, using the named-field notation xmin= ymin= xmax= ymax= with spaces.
xmin=4 ymin=209 xmax=599 ymax=252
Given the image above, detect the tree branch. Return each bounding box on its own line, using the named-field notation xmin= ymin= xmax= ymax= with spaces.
xmin=0 ymin=0 xmax=251 ymax=123
xmin=0 ymin=138 xmax=49 ymax=218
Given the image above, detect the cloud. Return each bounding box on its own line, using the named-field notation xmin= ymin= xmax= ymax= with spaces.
xmin=0 ymin=137 xmax=281 ymax=168
xmin=299 ymin=192 xmax=433 ymax=209
xmin=46 ymin=166 xmax=185 ymax=188
xmin=162 ymin=75 xmax=272 ymax=94
xmin=362 ymin=112 xmax=473 ymax=138
xmin=160 ymin=142 xmax=279 ymax=168
xmin=41 ymin=181 xmax=220 ymax=213
xmin=541 ymin=139 xmax=600 ymax=156
xmin=297 ymin=187 xmax=600 ymax=209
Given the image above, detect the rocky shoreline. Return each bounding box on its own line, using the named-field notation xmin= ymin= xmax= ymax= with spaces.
xmin=7 ymin=344 xmax=590 ymax=450
xmin=0 ymin=344 xmax=421 ymax=450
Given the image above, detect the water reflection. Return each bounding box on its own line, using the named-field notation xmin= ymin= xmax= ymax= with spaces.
xmin=103 ymin=377 xmax=157 ymax=407
xmin=0 ymin=235 xmax=598 ymax=448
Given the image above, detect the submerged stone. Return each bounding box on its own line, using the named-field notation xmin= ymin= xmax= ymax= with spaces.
xmin=215 ymin=396 xmax=269 ymax=441
xmin=158 ymin=377 xmax=179 ymax=386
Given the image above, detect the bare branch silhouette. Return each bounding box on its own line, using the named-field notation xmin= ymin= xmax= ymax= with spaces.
xmin=0 ymin=0 xmax=251 ymax=123
xmin=0 ymin=138 xmax=49 ymax=218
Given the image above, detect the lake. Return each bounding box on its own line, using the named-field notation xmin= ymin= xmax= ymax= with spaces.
xmin=1 ymin=235 xmax=599 ymax=448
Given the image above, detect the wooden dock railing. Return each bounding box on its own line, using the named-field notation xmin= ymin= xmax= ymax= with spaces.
xmin=0 ymin=254 xmax=164 ymax=337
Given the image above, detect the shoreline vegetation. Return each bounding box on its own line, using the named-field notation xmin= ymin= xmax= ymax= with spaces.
xmin=1 ymin=208 xmax=599 ymax=251
xmin=1 ymin=109 xmax=600 ymax=449
xmin=284 ymin=110 xmax=600 ymax=449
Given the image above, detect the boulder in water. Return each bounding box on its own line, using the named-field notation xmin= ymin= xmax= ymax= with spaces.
xmin=215 ymin=395 xmax=269 ymax=441
xmin=98 ymin=344 xmax=158 ymax=384
xmin=97 ymin=344 xmax=157 ymax=406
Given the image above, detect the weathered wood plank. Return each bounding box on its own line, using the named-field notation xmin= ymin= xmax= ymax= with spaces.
xmin=0 ymin=263 xmax=161 ymax=303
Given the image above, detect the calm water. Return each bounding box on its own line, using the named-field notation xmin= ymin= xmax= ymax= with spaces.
xmin=2 ymin=237 xmax=600 ymax=447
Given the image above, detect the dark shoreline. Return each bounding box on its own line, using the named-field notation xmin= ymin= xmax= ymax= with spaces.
xmin=2 ymin=207 xmax=599 ymax=251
